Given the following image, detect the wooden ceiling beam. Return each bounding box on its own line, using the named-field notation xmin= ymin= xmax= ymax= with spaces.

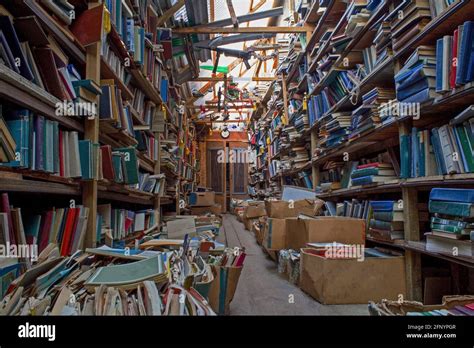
xmin=174 ymin=26 xmax=308 ymax=34
xmin=156 ymin=0 xmax=186 ymax=26
xmin=192 ymin=76 xmax=275 ymax=82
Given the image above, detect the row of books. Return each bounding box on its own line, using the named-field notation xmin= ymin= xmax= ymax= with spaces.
xmin=97 ymin=204 xmax=158 ymax=241
xmin=426 ymin=188 xmax=474 ymax=257
xmin=400 ymin=105 xmax=474 ymax=178
xmin=436 ymin=20 xmax=474 ymax=94
xmin=316 ymin=152 xmax=399 ymax=191
xmin=0 ymin=14 xmax=102 ymax=107
xmin=0 ymin=193 xmax=89 ymax=257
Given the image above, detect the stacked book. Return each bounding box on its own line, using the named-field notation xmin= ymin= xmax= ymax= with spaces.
xmin=426 ymin=188 xmax=474 ymax=257
xmin=390 ymin=0 xmax=432 ymax=53
xmin=349 ymin=87 xmax=395 ymax=138
xmin=435 ymin=21 xmax=474 ymax=94
xmin=350 ymin=161 xmax=397 ymax=186
xmin=287 ymin=146 xmax=310 ymax=170
xmin=394 ymin=46 xmax=436 ymax=104
xmin=344 ymin=1 xmax=371 ymax=38
xmin=369 ymin=200 xmax=404 ymax=241
xmin=407 ymin=304 xmax=474 ymax=316
xmin=373 ymin=20 xmax=393 ymax=65
xmin=317 ymin=112 xmax=352 ymax=150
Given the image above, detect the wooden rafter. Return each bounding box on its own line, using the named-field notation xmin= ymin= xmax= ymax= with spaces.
xmin=174 ymin=26 xmax=308 ymax=34
xmin=226 ymin=0 xmax=239 ymax=28
xmin=156 ymin=0 xmax=185 ymax=26
xmin=192 ymin=76 xmax=275 ymax=82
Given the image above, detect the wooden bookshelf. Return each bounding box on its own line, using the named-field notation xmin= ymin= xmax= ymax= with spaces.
xmin=0 ymin=0 xmax=196 ymax=252
xmin=300 ymin=0 xmax=474 ymax=301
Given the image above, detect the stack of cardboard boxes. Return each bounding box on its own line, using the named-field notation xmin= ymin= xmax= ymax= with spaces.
xmin=189 ymin=188 xmax=222 ymax=215
xmin=249 ymin=198 xmax=408 ymax=305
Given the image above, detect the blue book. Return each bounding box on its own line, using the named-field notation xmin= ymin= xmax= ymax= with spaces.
xmin=34 ymin=116 xmax=44 ymax=171
xmin=400 ymin=134 xmax=411 ymax=178
xmin=351 ymin=175 xmax=376 ymax=186
xmin=397 ymin=77 xmax=435 ymax=100
xmin=397 ymin=65 xmax=432 ymax=92
xmin=411 ymin=127 xmax=418 ymax=178
xmin=3 ymin=110 xmax=30 ymax=168
xmin=160 ymin=79 xmax=168 ymax=102
xmin=430 ymin=188 xmax=474 ymax=203
xmin=430 ymin=128 xmax=447 ymax=175
xmin=435 ymin=38 xmax=444 ymax=92
xmin=400 ymin=87 xmax=435 ymax=104
xmin=456 ymin=21 xmax=473 ymax=85
xmin=369 ymin=201 xmax=395 ymax=212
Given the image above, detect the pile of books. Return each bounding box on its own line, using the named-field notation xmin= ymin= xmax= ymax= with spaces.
xmin=286 ymin=146 xmax=310 ymax=170
xmin=426 ymin=188 xmax=474 ymax=257
xmin=400 ymin=105 xmax=474 ymax=178
xmin=317 ymin=111 xmax=352 ymax=150
xmin=134 ymin=173 xmax=166 ymax=195
xmin=319 ymin=161 xmax=346 ymax=191
xmin=327 ymin=199 xmax=371 ymax=218
xmin=435 ymin=21 xmax=474 ymax=94
xmin=373 ymin=20 xmax=393 ymax=66
xmin=407 ymin=304 xmax=474 ymax=316
xmin=390 ymin=0 xmax=432 ymax=53
xmin=350 ymin=161 xmax=397 ymax=186
xmin=369 ymin=200 xmax=404 ymax=241
xmin=394 ymin=46 xmax=436 ymax=104
xmin=349 ymin=87 xmax=396 ymax=138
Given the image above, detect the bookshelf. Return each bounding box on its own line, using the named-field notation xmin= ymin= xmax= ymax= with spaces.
xmin=298 ymin=0 xmax=474 ymax=301
xmin=250 ymin=0 xmax=474 ymax=300
xmin=0 ymin=1 xmax=196 ymax=253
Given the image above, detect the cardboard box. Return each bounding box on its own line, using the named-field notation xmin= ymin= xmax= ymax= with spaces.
xmin=300 ymin=248 xmax=407 ymax=304
xmin=243 ymin=217 xmax=258 ymax=231
xmin=208 ymin=265 xmax=242 ymax=315
xmin=265 ymin=199 xmax=324 ymax=219
xmin=264 ymin=218 xmax=287 ymax=250
xmin=191 ymin=204 xmax=222 ymax=215
xmin=189 ymin=191 xmax=216 ymax=207
xmin=286 ymin=217 xmax=366 ymax=249
xmin=243 ymin=202 xmax=266 ymax=219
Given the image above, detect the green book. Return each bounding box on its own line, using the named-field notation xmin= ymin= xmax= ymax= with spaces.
xmin=455 ymin=125 xmax=474 ymax=172
xmin=429 ymin=200 xmax=474 ymax=218
xmin=78 ymin=140 xmax=92 ymax=180
xmin=400 ymin=134 xmax=411 ymax=178
xmin=115 ymin=147 xmax=139 ymax=185
xmin=431 ymin=223 xmax=470 ymax=234
xmin=373 ymin=211 xmax=405 ymax=222
xmin=112 ymin=153 xmax=124 ymax=183
xmin=369 ymin=219 xmax=404 ymax=231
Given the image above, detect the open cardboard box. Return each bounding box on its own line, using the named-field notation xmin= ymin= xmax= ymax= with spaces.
xmin=300 ymin=248 xmax=406 ymax=304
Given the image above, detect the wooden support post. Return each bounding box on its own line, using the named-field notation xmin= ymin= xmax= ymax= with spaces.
xmin=281 ymin=74 xmax=289 ymax=125
xmin=82 ymin=4 xmax=101 ymax=249
xmin=310 ymin=130 xmax=320 ymax=189
xmin=400 ymin=119 xmax=423 ymax=301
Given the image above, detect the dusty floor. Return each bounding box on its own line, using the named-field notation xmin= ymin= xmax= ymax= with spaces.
xmin=217 ymin=214 xmax=369 ymax=315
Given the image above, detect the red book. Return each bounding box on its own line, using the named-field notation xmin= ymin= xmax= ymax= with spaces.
xmin=357 ymin=162 xmax=381 ymax=169
xmin=0 ymin=193 xmax=15 ymax=244
xmin=67 ymin=208 xmax=81 ymax=255
xmin=234 ymin=252 xmax=247 ymax=267
xmin=59 ymin=130 xmax=64 ymax=177
xmin=450 ymin=29 xmax=458 ymax=89
xmin=60 ymin=208 xmax=78 ymax=256
xmin=100 ymin=145 xmax=115 ymax=180
xmin=38 ymin=210 xmax=53 ymax=252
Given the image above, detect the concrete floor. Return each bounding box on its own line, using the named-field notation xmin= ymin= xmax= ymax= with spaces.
xmin=217 ymin=214 xmax=368 ymax=315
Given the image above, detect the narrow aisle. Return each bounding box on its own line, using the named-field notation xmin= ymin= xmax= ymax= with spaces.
xmin=217 ymin=214 xmax=368 ymax=315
